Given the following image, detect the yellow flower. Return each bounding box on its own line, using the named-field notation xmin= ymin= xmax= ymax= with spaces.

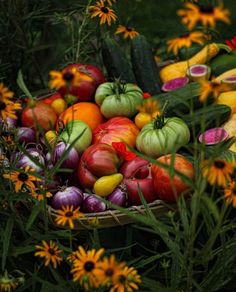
xmin=167 ymin=31 xmax=207 ymax=55
xmin=34 ymin=240 xmax=63 ymax=269
xmin=198 ymin=79 xmax=232 ymax=103
xmin=31 ymin=185 xmax=52 ymax=201
xmin=89 ymin=0 xmax=117 ymax=26
xmin=110 ymin=266 xmax=141 ymax=292
xmin=54 ymin=205 xmax=84 ymax=229
xmin=71 ymin=246 xmax=104 ymax=290
xmin=177 ymin=2 xmax=231 ymax=30
xmin=0 ymin=273 xmax=18 ymax=292
xmin=3 ymin=166 xmax=41 ymax=193
xmin=224 ymin=180 xmax=236 ymax=208
xmin=49 ymin=67 xmax=93 ymax=90
xmin=201 ymin=159 xmax=234 ymax=187
xmin=115 ymin=25 xmax=139 ymax=39
xmin=96 ymin=255 xmax=125 ymax=287
xmin=0 ymin=101 xmax=21 ymax=121
xmin=137 ymin=98 xmax=160 ymax=118
xmin=0 ymin=83 xmax=14 ymax=103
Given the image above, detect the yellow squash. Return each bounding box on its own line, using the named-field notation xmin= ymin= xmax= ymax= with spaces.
xmin=215 ymin=91 xmax=236 ymax=114
xmin=93 ymin=173 xmax=123 ymax=197
xmin=222 ymin=113 xmax=236 ymax=152
xmin=160 ymin=43 xmax=231 ymax=83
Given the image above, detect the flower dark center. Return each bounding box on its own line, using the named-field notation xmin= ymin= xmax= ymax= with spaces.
xmin=65 ymin=211 xmax=73 ymax=217
xmin=214 ymin=161 xmax=226 ymax=169
xmin=18 ymin=173 xmax=29 ymax=182
xmin=63 ymin=72 xmax=74 ymax=82
xmin=199 ymin=5 xmax=214 ymax=14
xmin=84 ymin=261 xmax=95 ymax=272
xmin=48 ymin=248 xmax=55 ymax=255
xmin=105 ymin=268 xmax=114 ymax=276
xmin=180 ymin=33 xmax=190 ymax=38
xmin=101 ymin=6 xmax=109 ymax=13
xmin=0 ymin=101 xmax=6 ymax=110
xmin=119 ymin=275 xmax=126 ymax=283
xmin=126 ymin=27 xmax=133 ymax=32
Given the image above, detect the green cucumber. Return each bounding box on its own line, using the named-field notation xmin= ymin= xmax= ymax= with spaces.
xmin=181 ymin=104 xmax=231 ymax=134
xmin=101 ymin=36 xmax=136 ymax=83
xmin=152 ymin=82 xmax=203 ymax=117
xmin=209 ymin=53 xmax=236 ymax=76
xmin=178 ymin=44 xmax=203 ymax=60
xmin=131 ymin=35 xmax=161 ymax=94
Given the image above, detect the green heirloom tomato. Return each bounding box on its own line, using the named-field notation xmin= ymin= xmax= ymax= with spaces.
xmin=136 ymin=116 xmax=190 ymax=158
xmin=95 ymin=82 xmax=143 ymax=119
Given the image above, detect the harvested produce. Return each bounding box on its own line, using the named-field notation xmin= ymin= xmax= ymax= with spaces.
xmin=214 ymin=68 xmax=236 ymax=83
xmin=51 ymin=186 xmax=83 ymax=209
xmin=136 ymin=115 xmax=190 ymax=158
xmin=151 ymin=154 xmax=195 ymax=203
xmin=95 ymin=82 xmax=143 ymax=118
xmin=215 ymin=91 xmax=236 ymax=113
xmin=161 ymin=76 xmax=189 ymax=92
xmin=198 ymin=127 xmax=228 ymax=145
xmin=93 ymin=173 xmax=123 ymax=197
xmin=131 ymin=34 xmax=161 ymax=94
xmin=160 ymin=43 xmax=231 ymax=83
xmin=186 ymin=64 xmax=211 ymax=82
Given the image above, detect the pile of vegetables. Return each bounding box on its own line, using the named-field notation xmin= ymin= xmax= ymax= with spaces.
xmin=2 ymin=34 xmax=236 ymax=219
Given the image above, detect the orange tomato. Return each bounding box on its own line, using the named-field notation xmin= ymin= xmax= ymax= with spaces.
xmin=57 ymin=102 xmax=105 ymax=131
xmin=134 ymin=112 xmax=152 ymax=129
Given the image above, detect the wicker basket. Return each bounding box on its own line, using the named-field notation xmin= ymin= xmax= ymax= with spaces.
xmin=47 ymin=199 xmax=174 ymax=230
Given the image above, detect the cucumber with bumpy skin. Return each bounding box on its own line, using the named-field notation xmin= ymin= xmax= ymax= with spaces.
xmin=131 ymin=35 xmax=161 ymax=94
xmin=101 ymin=36 xmax=136 ymax=83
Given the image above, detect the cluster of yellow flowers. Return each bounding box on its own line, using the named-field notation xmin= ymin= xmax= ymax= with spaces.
xmin=89 ymin=0 xmax=139 ymax=39
xmin=35 ymin=242 xmax=141 ymax=291
xmin=167 ymin=1 xmax=231 ymax=56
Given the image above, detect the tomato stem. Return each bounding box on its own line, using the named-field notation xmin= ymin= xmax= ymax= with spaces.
xmin=153 ymin=101 xmax=168 ymax=129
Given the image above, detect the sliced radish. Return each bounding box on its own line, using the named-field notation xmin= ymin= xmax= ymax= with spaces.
xmin=221 ymin=76 xmax=236 ymax=83
xmin=198 ymin=127 xmax=228 ymax=145
xmin=187 ymin=64 xmax=211 ymax=82
xmin=161 ymin=76 xmax=189 ymax=92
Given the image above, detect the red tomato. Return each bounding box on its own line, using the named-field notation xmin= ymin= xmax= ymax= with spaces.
xmin=93 ymin=116 xmax=140 ymax=148
xmin=151 ymin=154 xmax=194 ymax=203
xmin=59 ymin=64 xmax=106 ymax=102
xmin=21 ymin=101 xmax=57 ymax=132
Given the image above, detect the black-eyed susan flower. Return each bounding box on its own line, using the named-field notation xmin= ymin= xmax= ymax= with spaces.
xmin=96 ymin=255 xmax=125 ymax=287
xmin=201 ymin=159 xmax=234 ymax=187
xmin=49 ymin=67 xmax=93 ymax=90
xmin=89 ymin=0 xmax=117 ymax=26
xmin=224 ymin=180 xmax=236 ymax=208
xmin=71 ymin=246 xmax=104 ymax=290
xmin=0 ymin=83 xmax=14 ymax=102
xmin=31 ymin=185 xmax=52 ymax=201
xmin=67 ymin=250 xmax=80 ymax=263
xmin=177 ymin=2 xmax=231 ymax=30
xmin=3 ymin=166 xmax=41 ymax=193
xmin=167 ymin=31 xmax=207 ymax=55
xmin=137 ymin=98 xmax=160 ymax=118
xmin=198 ymin=78 xmax=232 ymax=103
xmin=115 ymin=25 xmax=139 ymax=39
xmin=110 ymin=266 xmax=141 ymax=292
xmin=54 ymin=205 xmax=84 ymax=229
xmin=34 ymin=240 xmax=63 ymax=269
xmin=0 ymin=271 xmax=18 ymax=292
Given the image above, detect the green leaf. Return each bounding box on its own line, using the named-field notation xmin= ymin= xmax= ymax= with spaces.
xmin=2 ymin=217 xmax=14 ymax=270
xmin=17 ymin=70 xmax=33 ymax=99
xmin=26 ymin=202 xmax=43 ymax=231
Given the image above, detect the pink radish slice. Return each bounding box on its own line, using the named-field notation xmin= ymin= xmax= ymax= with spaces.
xmin=161 ymin=76 xmax=189 ymax=92
xmin=198 ymin=128 xmax=228 ymax=145
xmin=222 ymin=76 xmax=236 ymax=83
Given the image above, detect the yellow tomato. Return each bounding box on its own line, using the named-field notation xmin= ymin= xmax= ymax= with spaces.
xmin=51 ymin=98 xmax=67 ymax=115
xmin=45 ymin=130 xmax=57 ymax=146
xmin=93 ymin=173 xmax=123 ymax=197
xmin=135 ymin=112 xmax=152 ymax=129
